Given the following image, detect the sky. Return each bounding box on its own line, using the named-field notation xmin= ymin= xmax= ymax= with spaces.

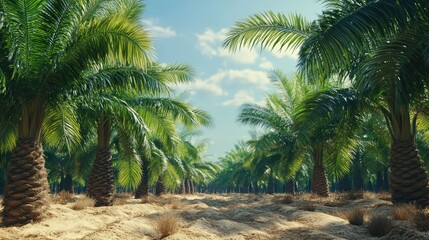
xmin=143 ymin=0 xmax=324 ymax=160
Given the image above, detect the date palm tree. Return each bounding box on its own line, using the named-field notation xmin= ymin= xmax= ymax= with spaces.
xmin=223 ymin=0 xmax=429 ymax=206
xmin=0 ymin=0 xmax=151 ymax=225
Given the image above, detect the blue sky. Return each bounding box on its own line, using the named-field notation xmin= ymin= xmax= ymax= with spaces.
xmin=143 ymin=0 xmax=323 ymax=160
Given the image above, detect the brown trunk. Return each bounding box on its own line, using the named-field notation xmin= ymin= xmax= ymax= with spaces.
xmin=179 ymin=181 xmax=185 ymax=194
xmin=87 ymin=148 xmax=114 ymax=206
xmin=155 ymin=176 xmax=165 ymax=196
xmin=390 ymin=140 xmax=429 ymax=207
xmin=311 ymin=146 xmax=329 ymax=196
xmin=2 ymin=138 xmax=49 ymax=226
xmin=189 ymin=180 xmax=194 ymax=194
xmin=185 ymin=178 xmax=190 ymax=194
xmin=135 ymin=157 xmax=149 ymax=198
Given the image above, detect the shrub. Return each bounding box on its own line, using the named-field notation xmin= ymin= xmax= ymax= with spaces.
xmin=412 ymin=210 xmax=429 ymax=232
xmin=392 ymin=204 xmax=417 ymax=220
xmin=300 ymin=201 xmax=316 ymax=211
xmin=368 ymin=215 xmax=392 ymax=237
xmin=71 ymin=197 xmax=95 ymax=210
xmin=345 ymin=208 xmax=365 ymax=225
xmin=51 ymin=191 xmax=74 ymax=204
xmin=155 ymin=214 xmax=181 ymax=238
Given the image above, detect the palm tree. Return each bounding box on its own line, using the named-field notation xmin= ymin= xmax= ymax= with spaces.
xmin=0 ymin=0 xmax=151 ymax=225
xmin=134 ymin=98 xmax=213 ymax=198
xmin=223 ymin=0 xmax=429 ymax=206
xmin=239 ymin=72 xmax=354 ymax=196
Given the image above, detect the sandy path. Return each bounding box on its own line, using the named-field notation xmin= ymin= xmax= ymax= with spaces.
xmin=1 ymin=194 xmax=429 ymax=239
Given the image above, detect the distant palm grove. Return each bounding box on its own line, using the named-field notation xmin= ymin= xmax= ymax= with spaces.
xmin=1 ymin=0 xmax=429 ymax=227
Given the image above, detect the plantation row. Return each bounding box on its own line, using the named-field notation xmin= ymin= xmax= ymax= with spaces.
xmin=1 ymin=0 xmax=429 ymax=228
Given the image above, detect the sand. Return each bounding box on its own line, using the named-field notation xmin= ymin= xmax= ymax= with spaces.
xmin=1 ymin=193 xmax=428 ymax=240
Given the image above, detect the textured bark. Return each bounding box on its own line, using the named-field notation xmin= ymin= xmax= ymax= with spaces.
xmin=2 ymin=139 xmax=49 ymax=226
xmin=189 ymin=180 xmax=194 ymax=194
xmin=87 ymin=148 xmax=114 ymax=206
xmin=285 ymin=179 xmax=295 ymax=194
xmin=135 ymin=157 xmax=149 ymax=198
xmin=179 ymin=181 xmax=185 ymax=194
xmin=390 ymin=140 xmax=429 ymax=207
xmin=62 ymin=174 xmax=73 ymax=193
xmin=311 ymin=147 xmax=329 ymax=196
xmin=267 ymin=175 xmax=274 ymax=194
xmin=155 ymin=176 xmax=165 ymax=196
xmin=185 ymin=178 xmax=190 ymax=194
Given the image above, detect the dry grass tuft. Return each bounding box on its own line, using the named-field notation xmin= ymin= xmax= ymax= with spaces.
xmin=300 ymin=201 xmax=317 ymax=211
xmin=51 ymin=191 xmax=74 ymax=204
xmin=342 ymin=191 xmax=364 ymax=200
xmin=377 ymin=192 xmax=391 ymax=201
xmin=141 ymin=195 xmax=171 ymax=206
xmin=170 ymin=199 xmax=183 ymax=210
xmin=412 ymin=210 xmax=429 ymax=232
xmin=71 ymin=196 xmax=95 ymax=210
xmin=113 ymin=193 xmax=131 ymax=205
xmin=368 ymin=215 xmax=392 ymax=237
xmin=391 ymin=204 xmax=417 ymax=220
xmin=155 ymin=214 xmax=181 ymax=239
xmin=272 ymin=194 xmax=294 ymax=204
xmin=344 ymin=208 xmax=365 ymax=225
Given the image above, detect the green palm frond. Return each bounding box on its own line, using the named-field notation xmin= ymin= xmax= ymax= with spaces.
xmin=43 ymin=102 xmax=81 ymax=152
xmin=299 ymin=0 xmax=423 ymax=80
xmin=223 ymin=11 xmax=312 ymax=54
xmin=238 ymin=103 xmax=290 ymax=131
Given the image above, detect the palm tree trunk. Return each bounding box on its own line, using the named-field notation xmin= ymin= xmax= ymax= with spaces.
xmin=155 ymin=175 xmax=165 ymax=196
xmin=2 ymin=139 xmax=49 ymax=226
xmin=190 ymin=180 xmax=194 ymax=194
xmin=311 ymin=146 xmax=329 ymax=196
xmin=267 ymin=174 xmax=274 ymax=194
xmin=87 ymin=148 xmax=114 ymax=206
xmin=390 ymin=140 xmax=429 ymax=207
xmin=185 ymin=178 xmax=190 ymax=194
xmin=62 ymin=174 xmax=74 ymax=193
xmin=87 ymin=117 xmax=114 ymax=206
xmin=135 ymin=157 xmax=149 ymax=198
xmin=179 ymin=181 xmax=185 ymax=194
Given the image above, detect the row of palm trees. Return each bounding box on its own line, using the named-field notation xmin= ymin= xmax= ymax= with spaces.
xmin=0 ymin=0 xmax=216 ymax=226
xmin=216 ymin=0 xmax=429 ymax=206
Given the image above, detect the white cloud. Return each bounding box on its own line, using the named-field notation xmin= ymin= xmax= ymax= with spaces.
xmin=222 ymin=90 xmax=263 ymax=106
xmin=174 ymin=79 xmax=226 ymax=96
xmin=173 ymin=68 xmax=270 ymax=96
xmin=270 ymin=45 xmax=299 ymax=59
xmin=196 ymin=28 xmax=258 ymax=64
xmin=259 ymin=57 xmax=273 ymax=70
xmin=225 ymin=69 xmax=271 ymax=90
xmin=142 ymin=19 xmax=176 ymax=38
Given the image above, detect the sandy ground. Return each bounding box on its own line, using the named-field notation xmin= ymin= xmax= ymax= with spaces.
xmin=1 ymin=193 xmax=429 ymax=240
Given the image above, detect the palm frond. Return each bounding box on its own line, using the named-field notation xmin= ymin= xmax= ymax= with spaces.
xmin=223 ymin=11 xmax=312 ymax=54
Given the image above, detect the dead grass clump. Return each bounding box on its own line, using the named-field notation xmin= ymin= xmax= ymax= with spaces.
xmin=300 ymin=201 xmax=316 ymax=211
xmin=368 ymin=215 xmax=392 ymax=237
xmin=155 ymin=214 xmax=181 ymax=239
xmin=412 ymin=210 xmax=429 ymax=232
xmin=377 ymin=192 xmax=391 ymax=201
xmin=324 ymin=199 xmax=348 ymax=207
xmin=272 ymin=194 xmax=294 ymax=204
xmin=343 ymin=191 xmax=364 ymax=200
xmin=345 ymin=208 xmax=365 ymax=225
xmin=170 ymin=199 xmax=183 ymax=210
xmin=141 ymin=195 xmax=171 ymax=206
xmin=113 ymin=193 xmax=131 ymax=205
xmin=392 ymin=204 xmax=417 ymax=220
xmin=71 ymin=196 xmax=95 ymax=210
xmin=51 ymin=191 xmax=74 ymax=204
